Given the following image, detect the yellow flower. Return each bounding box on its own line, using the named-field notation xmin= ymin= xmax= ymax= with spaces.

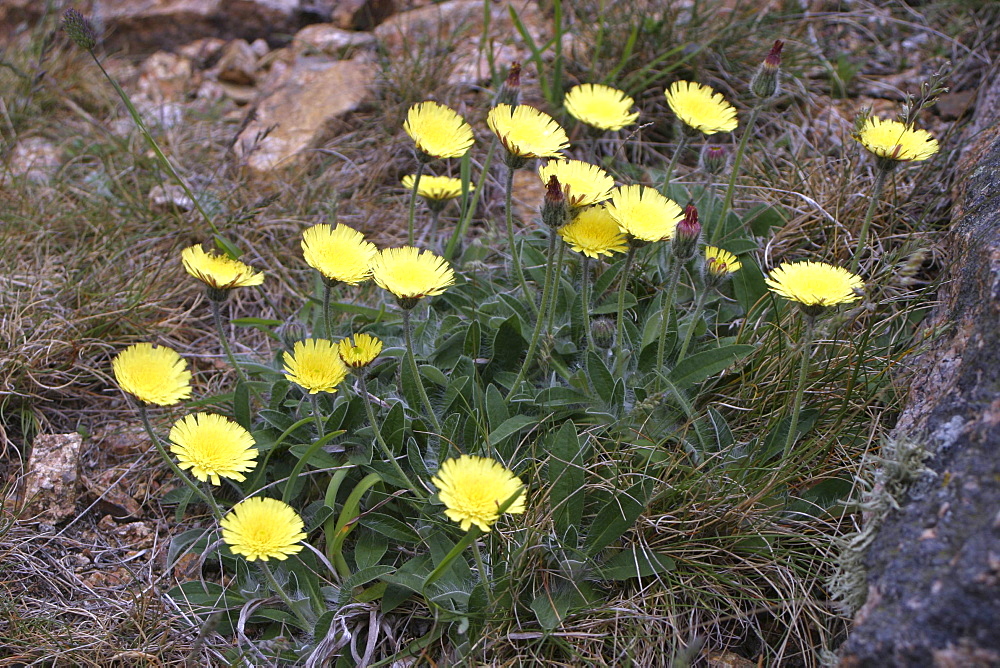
xmin=370 ymin=246 xmax=455 ymax=304
xmin=431 ymin=455 xmax=526 ymax=532
xmin=559 ymin=206 xmax=628 ymax=259
xmin=221 ymin=497 xmax=307 ymax=562
xmin=401 ymin=174 xmax=470 ymax=201
xmin=665 ymin=81 xmax=738 ymax=135
xmin=338 ymin=333 xmax=383 ymax=368
xmin=301 ymin=223 xmax=377 ymax=285
xmin=487 ymin=104 xmax=570 ymax=159
xmin=564 ymin=83 xmax=639 ymax=131
xmin=765 ymin=261 xmax=864 ymax=310
xmin=605 ymin=185 xmax=685 ymax=243
xmin=112 ymin=343 xmax=192 ymax=406
xmin=855 ymin=117 xmax=938 ymax=162
xmin=538 ymin=160 xmax=615 ymax=207
xmin=283 ymin=339 xmax=349 ymax=394
xmin=705 ymin=246 xmax=742 ymax=276
xmin=181 ymin=245 xmax=263 ymax=291
xmin=404 ymin=101 xmax=475 ymax=160
xmin=169 ymin=413 xmax=258 ymax=485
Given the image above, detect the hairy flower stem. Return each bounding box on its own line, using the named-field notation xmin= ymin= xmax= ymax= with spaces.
xmin=662 ymin=130 xmax=689 ymax=194
xmin=711 ymin=105 xmax=762 ymax=245
xmin=358 ymin=373 xmax=423 ymax=498
xmin=211 ymin=299 xmax=253 ymax=392
xmin=614 ymin=245 xmax=638 ymax=372
xmin=138 ymin=405 xmax=222 ymax=519
xmin=406 ymin=161 xmax=425 ymax=247
xmin=507 ymin=230 xmax=558 ymax=399
xmin=850 ymin=166 xmax=890 ymax=273
xmin=546 ymin=241 xmax=566 ymax=333
xmin=445 ymin=141 xmax=495 ymax=261
xmin=259 ymin=561 xmax=314 ymax=630
xmin=504 ymin=166 xmax=537 ymax=314
xmin=472 ymin=539 xmax=494 ymax=606
xmin=321 ymin=282 xmax=335 ymax=339
xmin=581 ymin=256 xmax=595 ymax=352
xmin=403 ymin=309 xmax=442 ymax=433
xmin=783 ymin=316 xmax=816 ymax=459
xmin=310 ymin=394 xmax=325 ymax=440
xmin=654 ymin=258 xmax=684 ymax=390
xmin=676 ymin=284 xmax=711 ymax=362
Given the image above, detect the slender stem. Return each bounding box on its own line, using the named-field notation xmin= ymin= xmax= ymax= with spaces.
xmin=211 ymin=299 xmax=249 ymax=384
xmin=472 ymin=539 xmax=494 ymax=606
xmin=428 ymin=208 xmax=442 ymax=253
xmin=614 ymin=245 xmax=638 ymax=372
xmin=259 ymin=561 xmax=313 ymax=630
xmin=506 ymin=230 xmax=559 ymax=399
xmin=406 ymin=162 xmax=425 ymax=247
xmin=581 ymin=256 xmax=595 ymax=352
xmin=403 ymin=309 xmax=442 ymax=433
xmin=655 ymin=257 xmax=684 ymax=390
xmin=309 ymin=393 xmax=325 ymax=440
xmin=445 ymin=141 xmax=495 ymax=262
xmin=358 ymin=373 xmax=423 ymax=497
xmin=676 ymin=283 xmax=710 ymax=362
xmin=711 ymin=104 xmax=762 ymax=245
xmin=783 ymin=316 xmax=816 ymax=458
xmin=662 ymin=130 xmax=689 ymax=194
xmin=546 ymin=240 xmax=566 ymax=333
xmin=504 ymin=166 xmax=536 ymax=313
xmin=322 ymin=281 xmax=335 ymax=339
xmin=138 ymin=404 xmax=222 ymax=518
xmin=850 ymin=166 xmax=890 ymax=273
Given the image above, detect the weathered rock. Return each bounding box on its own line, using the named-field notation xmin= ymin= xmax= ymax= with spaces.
xmin=136 ymin=50 xmax=195 ymax=101
xmin=149 ymin=184 xmax=195 ymax=211
xmin=838 ymin=73 xmax=1000 ymax=667
xmin=292 ymin=22 xmax=377 ymax=57
xmin=215 ymin=38 xmax=259 ymax=85
xmin=6 ymin=137 xmax=62 ymax=184
xmin=330 ymin=0 xmax=396 ymax=30
xmin=15 ymin=433 xmax=83 ymax=524
xmin=233 ymin=55 xmax=375 ymax=172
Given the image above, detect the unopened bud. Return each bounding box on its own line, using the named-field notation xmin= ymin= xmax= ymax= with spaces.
xmin=494 ymin=62 xmax=521 ymax=108
xmin=63 ymin=9 xmax=98 ymax=51
xmin=751 ymin=40 xmax=783 ymax=99
xmin=672 ymin=204 xmax=701 ymax=260
xmin=701 ymin=144 xmax=728 ymax=175
xmin=541 ymin=175 xmax=569 ymax=229
xmin=592 ymin=317 xmax=616 ymax=349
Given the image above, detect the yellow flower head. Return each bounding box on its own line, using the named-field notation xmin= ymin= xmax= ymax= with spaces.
xmin=370 ymin=246 xmax=455 ymax=304
xmin=112 ymin=343 xmax=192 ymax=406
xmin=559 ymin=205 xmax=628 ymax=259
xmin=404 ymin=101 xmax=475 ymax=160
xmin=705 ymin=246 xmax=742 ymax=276
xmin=301 ymin=223 xmax=378 ymax=286
xmin=221 ymin=497 xmax=307 ymax=562
xmin=766 ymin=261 xmax=864 ymax=312
xmin=431 ymin=455 xmax=526 ymax=532
xmin=283 ymin=339 xmax=349 ymax=394
xmin=338 ymin=333 xmax=383 ymax=368
xmin=665 ymin=81 xmax=738 ymax=135
xmin=487 ymin=104 xmax=570 ymax=159
xmin=181 ymin=245 xmax=263 ymax=292
xmin=605 ymin=185 xmax=685 ymax=243
xmin=169 ymin=413 xmax=258 ymax=486
xmin=564 ymin=83 xmax=639 ymax=131
xmin=538 ymin=159 xmax=615 ymax=207
xmin=855 ymin=117 xmax=938 ymax=162
xmin=401 ymin=174 xmax=471 ymax=201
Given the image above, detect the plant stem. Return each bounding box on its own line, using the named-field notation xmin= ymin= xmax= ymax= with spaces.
xmin=546 ymin=240 xmax=566 ymax=333
xmin=445 ymin=141 xmax=495 ymax=262
xmin=472 ymin=539 xmax=494 ymax=606
xmin=581 ymin=256 xmax=595 ymax=352
xmin=310 ymin=393 xmax=325 ymax=440
xmin=211 ymin=299 xmax=249 ymax=385
xmin=711 ymin=104 xmax=762 ymax=245
xmin=403 ymin=309 xmax=442 ymax=433
xmin=662 ymin=130 xmax=689 ymax=194
xmin=676 ymin=283 xmax=710 ymax=362
xmin=138 ymin=404 xmax=222 ymax=519
xmin=783 ymin=316 xmax=816 ymax=459
xmin=259 ymin=561 xmax=313 ymax=630
xmin=655 ymin=257 xmax=684 ymax=390
xmin=614 ymin=245 xmax=638 ymax=373
xmin=406 ymin=161 xmax=425 ymax=247
xmin=358 ymin=373 xmax=423 ymax=498
xmin=850 ymin=165 xmax=890 ymax=273
xmin=321 ymin=281 xmax=335 ymax=339
xmin=507 ymin=229 xmax=559 ymax=399
xmin=504 ymin=166 xmax=536 ymax=314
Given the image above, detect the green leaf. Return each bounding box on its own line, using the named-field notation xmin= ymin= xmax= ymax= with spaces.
xmin=463 ymin=319 xmax=481 ymax=358
xmin=733 ymin=255 xmax=770 ymax=316
xmin=584 ymin=479 xmax=653 ymax=556
xmin=233 ymin=381 xmax=251 ymax=430
xmin=488 ymin=315 xmax=526 ymax=374
xmin=353 ymin=531 xmax=388 ymax=571
xmin=586 ymin=351 xmax=615 ymax=404
xmin=420 ymin=364 xmax=448 ymax=387
xmin=720 ymin=239 xmax=759 ymax=255
xmin=231 ymin=317 xmax=283 ymax=341
xmin=485 ymin=384 xmax=509 ymax=431
xmin=745 ymin=203 xmax=787 ymax=237
xmin=705 ymin=407 xmax=735 ymax=451
xmin=488 ymin=415 xmax=536 ymax=450
xmin=667 ymin=344 xmax=755 ymax=390
xmin=598 ymin=547 xmax=675 ymax=580
xmin=360 ymin=512 xmax=421 ymax=543
xmin=530 ymin=584 xmax=586 ymax=630
xmin=547 ymin=420 xmax=586 ymax=537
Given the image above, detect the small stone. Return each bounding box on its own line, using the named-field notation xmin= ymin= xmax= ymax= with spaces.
xmin=331 ymin=0 xmax=396 ymax=30
xmin=216 ymin=39 xmax=259 ymax=86
xmin=15 ymin=433 xmax=83 ymax=523
xmin=935 ymin=89 xmax=976 ymax=121
xmin=149 ymin=184 xmax=195 ymax=211
xmin=177 ymin=37 xmax=227 ymax=64
xmin=292 ymin=23 xmax=377 ymax=58
xmin=6 ymin=137 xmax=60 ymax=183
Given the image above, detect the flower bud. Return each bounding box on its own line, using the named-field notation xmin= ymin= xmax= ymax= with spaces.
xmin=672 ymin=204 xmax=701 ymax=260
xmin=541 ymin=175 xmax=569 ymax=229
xmin=751 ymin=40 xmax=783 ymax=100
xmin=62 ymin=9 xmax=98 ymax=51
xmin=494 ymin=62 xmax=521 ymax=108
xmin=591 ymin=317 xmax=616 ymax=349
xmin=701 ymin=144 xmax=728 ymax=175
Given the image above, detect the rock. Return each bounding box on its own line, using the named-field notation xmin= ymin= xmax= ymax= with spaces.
xmin=233 ymin=55 xmax=375 ymax=172
xmin=149 ymin=184 xmax=195 ymax=211
xmin=81 ymin=465 xmax=145 ymax=518
xmin=292 ymin=23 xmax=377 ymax=58
xmin=215 ymin=38 xmax=259 ymax=85
xmin=6 ymin=137 xmax=61 ymax=184
xmin=0 ymin=0 xmax=39 ymax=38
xmin=176 ymin=36 xmax=228 ymax=65
xmin=838 ymin=71 xmax=1000 ymax=666
xmin=15 ymin=433 xmax=83 ymax=524
xmin=136 ymin=50 xmax=195 ymax=102
xmin=330 ymin=0 xmax=396 ymax=30
xmin=935 ymin=89 xmax=976 ymax=122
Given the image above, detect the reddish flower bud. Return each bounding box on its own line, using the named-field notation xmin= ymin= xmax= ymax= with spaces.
xmin=495 ymin=62 xmax=522 ymax=107
xmin=751 ymin=40 xmax=784 ymax=100
xmin=701 ymin=144 xmax=728 ymax=175
xmin=542 ymin=175 xmax=569 ymax=228
xmin=672 ymin=204 xmax=701 ymax=260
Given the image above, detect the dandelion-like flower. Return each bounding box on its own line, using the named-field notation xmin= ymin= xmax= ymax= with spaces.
xmin=283 ymin=339 xmax=349 ymax=394
xmin=605 ymin=185 xmax=685 ymax=243
xmin=538 ymin=160 xmax=614 ymax=207
xmin=404 ymin=101 xmax=475 ymax=161
xmin=181 ymin=245 xmax=264 ymax=294
xmin=401 ymin=174 xmax=470 ymax=202
xmin=665 ymin=81 xmax=738 ymax=135
xmin=855 ymin=117 xmax=938 ymax=163
xmin=705 ymin=246 xmax=742 ymax=276
xmin=112 ymin=343 xmax=192 ymax=406
xmin=169 ymin=413 xmax=258 ymax=485
xmin=370 ymin=246 xmax=455 ymax=307
xmin=338 ymin=333 xmax=383 ymax=368
xmin=431 ymin=455 xmax=526 ymax=532
xmin=301 ymin=223 xmax=378 ymax=286
xmin=564 ymin=83 xmax=639 ymax=131
xmin=487 ymin=104 xmax=570 ymax=161
xmin=559 ymin=206 xmax=628 ymax=259
xmin=221 ymin=497 xmax=307 ymax=561
xmin=766 ymin=261 xmax=864 ymax=314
